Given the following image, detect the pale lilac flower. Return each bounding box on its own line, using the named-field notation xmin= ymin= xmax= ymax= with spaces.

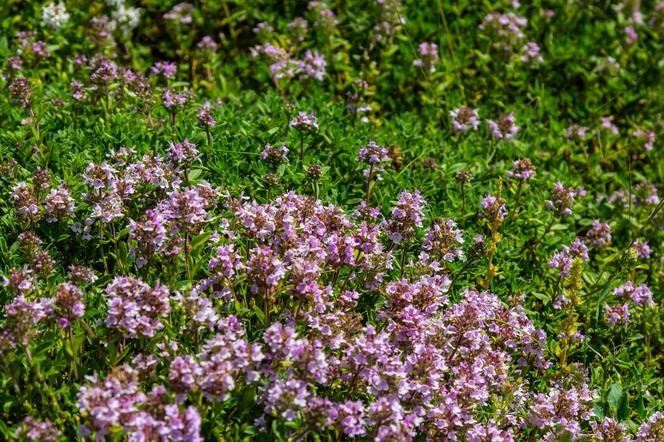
xmin=450 ymin=106 xmax=480 ymax=133
xmin=488 ymin=113 xmax=520 ymax=140
xmin=151 ymin=61 xmax=177 ymax=79
xmin=600 ymin=117 xmax=619 ymax=135
xmin=586 ymin=219 xmax=611 ymax=247
xmin=288 ymin=17 xmax=308 ymax=41
xmin=550 ymin=238 xmax=588 ymax=277
xmin=422 ymin=218 xmax=464 ymax=261
xmin=630 ymin=240 xmax=651 ymax=259
xmin=624 ymin=26 xmax=638 ymax=45
xmin=507 ymin=158 xmax=535 ymax=180
xmin=299 ymin=50 xmax=327 ymax=81
xmin=43 ymin=185 xmax=75 ymax=222
xmin=253 ymin=21 xmax=274 ymax=34
xmin=261 ymin=143 xmax=289 ymax=165
xmin=9 ymin=78 xmax=31 ymax=107
xmin=613 ymin=281 xmax=653 ymax=306
xmin=164 ymin=2 xmax=194 ymax=24
xmin=566 ymin=124 xmax=589 ymax=141
xmin=197 ymin=35 xmax=218 ymax=51
xmin=604 ymin=304 xmax=630 ymax=327
xmin=633 ymin=129 xmax=655 ymax=151
xmin=161 ymin=89 xmax=188 ymax=110
xmin=412 ymin=42 xmax=439 ymax=73
xmin=197 ymin=103 xmax=216 ymax=127
xmin=53 ymin=282 xmax=85 ymax=327
xmin=289 ymin=112 xmax=319 ymax=131
xmin=387 ymin=190 xmax=427 ymax=242
xmin=11 ymin=181 xmax=40 ymax=222
xmin=104 ymin=276 xmax=172 ymax=338
xmin=71 ymin=81 xmax=86 ymax=100
xmin=636 ymin=411 xmax=663 ymax=442
xmin=1 ymin=294 xmax=52 ymax=347
xmin=167 ymin=139 xmax=200 ymax=165
xmin=546 ymin=182 xmax=580 ymax=217
xmin=16 ymin=417 xmax=61 ymax=441
xmin=480 ymin=194 xmax=507 ymax=221
xmin=519 ymin=42 xmax=543 ymax=63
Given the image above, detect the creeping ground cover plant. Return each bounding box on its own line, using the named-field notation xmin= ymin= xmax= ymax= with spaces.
xmin=0 ymin=0 xmax=663 ymax=441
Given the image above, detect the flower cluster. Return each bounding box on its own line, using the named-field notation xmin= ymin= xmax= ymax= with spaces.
xmin=261 ymin=143 xmax=290 ymax=165
xmin=487 ymin=113 xmax=520 ymax=140
xmin=549 ymin=238 xmax=589 ymax=277
xmin=507 ymin=158 xmax=535 ymax=180
xmin=546 ymin=182 xmax=584 ymax=217
xmin=289 ymin=111 xmax=319 ymax=132
xmin=613 ymin=281 xmax=654 ymax=306
xmin=586 ymin=219 xmax=612 ymax=247
xmin=412 ymin=42 xmax=439 ymax=73
xmin=450 ymin=106 xmax=480 ymax=133
xmin=78 ymin=364 xmax=203 ymax=441
xmin=358 ymin=141 xmax=390 ymax=181
xmin=15 ymin=416 xmax=61 ymax=441
xmin=104 ymin=277 xmax=172 ymax=338
xmin=53 ymin=282 xmax=85 ymax=328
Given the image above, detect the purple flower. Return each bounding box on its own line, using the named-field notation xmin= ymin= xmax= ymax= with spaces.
xmin=387 ymin=190 xmax=427 ymax=242
xmin=636 ymin=411 xmax=663 ymax=442
xmin=479 ymin=194 xmax=507 ymax=221
xmin=546 ymin=182 xmax=581 ymax=217
xmin=613 ymin=281 xmax=654 ymax=306
xmin=450 ymin=106 xmax=480 ymax=133
xmin=413 ymin=42 xmax=439 ymax=73
xmin=197 ymin=35 xmax=218 ymax=51
xmin=528 ymin=384 xmax=596 ymax=441
xmin=507 ymin=158 xmax=535 ymax=180
xmin=43 ymin=184 xmax=75 ymax=222
xmin=586 ymin=219 xmax=611 ymax=247
xmin=519 ymin=42 xmax=543 ymax=63
xmin=151 ymin=61 xmax=177 ymax=79
xmin=487 ymin=113 xmax=520 ymax=140
xmin=53 ymin=282 xmax=85 ymax=328
xmin=289 ymin=112 xmax=319 ymax=132
xmin=253 ymin=21 xmax=274 ymax=34
xmin=71 ymin=81 xmax=86 ymax=101
xmin=15 ymin=417 xmax=61 ymax=441
xmin=549 ymin=238 xmax=588 ymax=277
xmin=167 ymin=139 xmax=201 ymax=165
xmin=1 ymin=294 xmax=52 ymax=347
xmin=422 ymin=218 xmax=464 ymax=261
xmin=629 ymin=240 xmax=651 ymax=259
xmin=260 ymin=143 xmax=289 ymax=165
xmin=67 ymin=265 xmax=97 ymax=285
xmin=624 ymin=26 xmax=638 ymax=45
xmin=9 ymin=78 xmax=31 ymax=107
xmin=246 ymin=246 xmax=287 ymax=294
xmin=164 ymin=3 xmax=194 ymax=24
xmin=197 ymin=103 xmax=216 ymax=127
xmin=11 ymin=181 xmax=40 ymax=222
xmin=161 ymin=88 xmax=188 ymax=110
xmin=604 ymin=304 xmax=630 ymax=327
xmin=566 ymin=124 xmax=589 ymax=141
xmin=600 ymin=117 xmax=619 ymax=135
xmin=633 ymin=129 xmax=655 ymax=151
xmin=299 ymin=50 xmax=327 ymax=81
xmin=358 ymin=141 xmax=390 ymax=165
xmin=104 ymin=276 xmax=171 ymax=338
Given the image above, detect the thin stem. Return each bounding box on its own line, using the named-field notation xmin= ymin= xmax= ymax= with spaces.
xmin=69 ymin=326 xmax=79 ymax=381
xmin=365 ymin=164 xmax=375 ymax=203
xmin=460 ymin=181 xmax=466 ymax=224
